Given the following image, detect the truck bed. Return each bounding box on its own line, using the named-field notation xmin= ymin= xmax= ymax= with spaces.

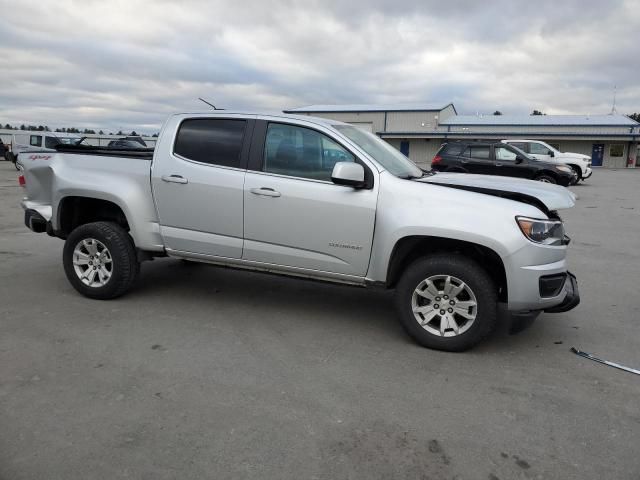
xmin=54 ymin=144 xmax=155 ymax=159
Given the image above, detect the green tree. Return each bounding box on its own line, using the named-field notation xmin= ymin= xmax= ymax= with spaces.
xmin=493 ymin=110 xmax=502 ymax=115
xmin=531 ymin=109 xmax=544 ymax=116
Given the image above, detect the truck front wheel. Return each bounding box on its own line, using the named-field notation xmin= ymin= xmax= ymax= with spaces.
xmin=63 ymin=221 xmax=140 ymax=299
xmin=394 ymin=254 xmax=497 ymax=351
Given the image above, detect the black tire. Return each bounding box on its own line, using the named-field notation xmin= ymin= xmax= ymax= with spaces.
xmin=6 ymin=152 xmax=20 ymax=170
xmin=535 ymin=173 xmax=557 ymax=184
xmin=568 ymin=165 xmax=582 ymax=182
xmin=394 ymin=254 xmax=497 ymax=352
xmin=63 ymin=221 xmax=139 ymax=299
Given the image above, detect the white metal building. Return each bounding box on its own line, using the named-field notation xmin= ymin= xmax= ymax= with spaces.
xmin=285 ymin=104 xmax=640 ymax=169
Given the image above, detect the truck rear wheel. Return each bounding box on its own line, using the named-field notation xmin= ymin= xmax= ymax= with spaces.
xmin=394 ymin=254 xmax=497 ymax=351
xmin=63 ymin=222 xmax=139 ymax=299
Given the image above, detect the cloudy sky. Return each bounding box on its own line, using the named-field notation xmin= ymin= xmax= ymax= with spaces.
xmin=1 ymin=0 xmax=639 ymax=133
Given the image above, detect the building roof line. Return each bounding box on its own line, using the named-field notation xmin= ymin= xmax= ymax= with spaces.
xmin=285 ymin=103 xmax=454 ymax=113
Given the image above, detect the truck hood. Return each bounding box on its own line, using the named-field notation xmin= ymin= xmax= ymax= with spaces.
xmin=419 ymin=173 xmax=576 ymax=212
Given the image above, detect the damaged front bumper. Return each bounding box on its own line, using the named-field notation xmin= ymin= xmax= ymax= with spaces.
xmin=544 ymin=272 xmax=580 ymax=313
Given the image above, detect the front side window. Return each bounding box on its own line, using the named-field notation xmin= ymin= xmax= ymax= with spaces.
xmin=30 ymin=135 xmax=42 ymax=147
xmin=609 ymin=144 xmax=624 ymax=157
xmin=529 ymin=142 xmax=551 ymax=155
xmin=495 ymin=146 xmax=518 ymax=161
xmin=174 ymin=118 xmax=246 ymax=167
xmin=264 ymin=123 xmax=355 ymax=181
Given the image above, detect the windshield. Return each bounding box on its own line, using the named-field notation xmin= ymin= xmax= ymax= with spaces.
xmin=333 ymin=125 xmax=423 ymax=178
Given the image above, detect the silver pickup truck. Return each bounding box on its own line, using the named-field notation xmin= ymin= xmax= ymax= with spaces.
xmin=18 ymin=111 xmax=580 ymax=351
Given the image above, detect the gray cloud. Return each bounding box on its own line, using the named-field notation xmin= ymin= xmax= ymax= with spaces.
xmin=0 ymin=0 xmax=638 ymax=133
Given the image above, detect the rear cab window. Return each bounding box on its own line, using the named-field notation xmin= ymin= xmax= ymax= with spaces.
xmin=30 ymin=135 xmax=42 ymax=147
xmin=174 ymin=118 xmax=247 ymax=168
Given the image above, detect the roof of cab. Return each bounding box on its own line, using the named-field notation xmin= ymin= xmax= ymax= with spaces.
xmin=171 ymin=110 xmax=349 ymax=128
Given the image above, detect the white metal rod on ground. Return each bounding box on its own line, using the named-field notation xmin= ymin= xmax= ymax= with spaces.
xmin=571 ymin=347 xmax=640 ymax=375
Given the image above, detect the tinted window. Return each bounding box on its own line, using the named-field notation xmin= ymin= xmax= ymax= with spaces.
xmin=174 ymin=119 xmax=246 ymax=167
xmin=529 ymin=143 xmax=551 ymax=155
xmin=30 ymin=135 xmax=42 ymax=147
xmin=443 ymin=144 xmax=464 ymax=156
xmin=45 ymin=136 xmax=59 ymax=148
xmin=495 ymin=146 xmax=518 ymax=161
xmin=264 ymin=123 xmax=354 ymax=181
xmin=463 ymin=146 xmax=490 ymax=159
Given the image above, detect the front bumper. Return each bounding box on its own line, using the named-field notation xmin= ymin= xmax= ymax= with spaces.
xmin=582 ymin=167 xmax=593 ymax=179
xmin=544 ymin=272 xmax=580 ymax=313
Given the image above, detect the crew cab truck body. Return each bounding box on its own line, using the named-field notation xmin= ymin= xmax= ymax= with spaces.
xmin=502 ymin=139 xmax=593 ymax=182
xmin=19 ymin=111 xmax=580 ymax=351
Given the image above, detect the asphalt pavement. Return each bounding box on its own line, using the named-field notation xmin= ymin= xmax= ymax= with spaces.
xmin=1 ymin=161 xmax=639 ymax=479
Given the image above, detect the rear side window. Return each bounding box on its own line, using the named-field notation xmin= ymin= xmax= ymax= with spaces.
xmin=30 ymin=135 xmax=42 ymax=147
xmin=442 ymin=144 xmax=464 ymax=156
xmin=174 ymin=118 xmax=246 ymax=167
xmin=463 ymin=146 xmax=490 ymax=159
xmin=45 ymin=136 xmax=59 ymax=148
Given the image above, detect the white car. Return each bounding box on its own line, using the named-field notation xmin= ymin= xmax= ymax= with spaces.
xmin=502 ymin=140 xmax=592 ymax=182
xmin=9 ymin=132 xmax=82 ymax=160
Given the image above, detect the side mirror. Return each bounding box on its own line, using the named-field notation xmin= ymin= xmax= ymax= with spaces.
xmin=515 ymin=156 xmax=524 ymax=164
xmin=549 ymin=151 xmax=555 ymax=157
xmin=331 ymin=162 xmax=365 ymax=188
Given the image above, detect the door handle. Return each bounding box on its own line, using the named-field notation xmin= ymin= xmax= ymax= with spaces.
xmin=495 ymin=163 xmax=503 ymax=167
xmin=161 ymin=174 xmax=188 ymax=184
xmin=250 ymin=187 xmax=281 ymax=197
xmin=460 ymin=159 xmax=469 ymax=164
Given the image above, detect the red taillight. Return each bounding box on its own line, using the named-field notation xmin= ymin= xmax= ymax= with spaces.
xmin=18 ymin=175 xmax=25 ymax=187
xmin=432 ymin=154 xmax=442 ymax=165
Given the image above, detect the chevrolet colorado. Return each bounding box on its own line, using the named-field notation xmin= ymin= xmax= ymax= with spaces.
xmin=18 ymin=111 xmax=580 ymax=351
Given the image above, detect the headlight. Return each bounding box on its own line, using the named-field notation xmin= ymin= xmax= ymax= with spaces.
xmin=556 ymin=165 xmax=573 ymax=174
xmin=516 ymin=216 xmax=566 ymax=246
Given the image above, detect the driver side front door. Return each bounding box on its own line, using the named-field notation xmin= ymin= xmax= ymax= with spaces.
xmin=242 ymin=121 xmax=378 ymax=278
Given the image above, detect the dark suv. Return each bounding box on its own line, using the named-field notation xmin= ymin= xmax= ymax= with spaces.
xmin=431 ymin=142 xmax=577 ymax=186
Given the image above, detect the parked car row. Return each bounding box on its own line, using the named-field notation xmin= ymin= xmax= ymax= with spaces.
xmin=431 ymin=139 xmax=593 ymax=186
xmin=3 ymin=132 xmax=150 ymax=169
